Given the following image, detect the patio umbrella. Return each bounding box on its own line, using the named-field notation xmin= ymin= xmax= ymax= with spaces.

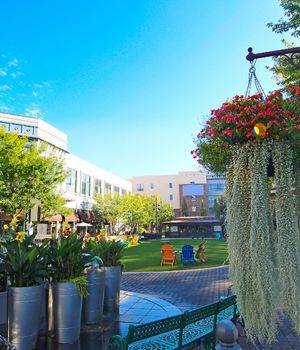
xmin=77 ymin=222 xmax=92 ymax=234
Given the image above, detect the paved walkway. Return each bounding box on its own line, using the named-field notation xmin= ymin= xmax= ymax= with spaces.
xmin=122 ymin=266 xmax=300 ymax=350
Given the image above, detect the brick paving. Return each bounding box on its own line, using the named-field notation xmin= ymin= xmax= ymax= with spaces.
xmin=122 ymin=266 xmax=300 ymax=350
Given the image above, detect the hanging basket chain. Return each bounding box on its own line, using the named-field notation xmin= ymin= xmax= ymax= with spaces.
xmin=245 ymin=61 xmax=266 ymax=99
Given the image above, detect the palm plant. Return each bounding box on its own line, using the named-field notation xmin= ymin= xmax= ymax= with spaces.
xmin=48 ymin=232 xmax=93 ymax=297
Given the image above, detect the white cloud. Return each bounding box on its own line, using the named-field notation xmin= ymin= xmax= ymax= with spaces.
xmin=8 ymin=59 xmax=19 ymax=67
xmin=0 ymin=85 xmax=10 ymax=91
xmin=11 ymin=71 xmax=24 ymax=78
xmin=25 ymin=104 xmax=44 ymax=119
xmin=32 ymin=81 xmax=50 ymax=89
xmin=0 ymin=103 xmax=10 ymax=112
xmin=0 ymin=68 xmax=7 ymax=77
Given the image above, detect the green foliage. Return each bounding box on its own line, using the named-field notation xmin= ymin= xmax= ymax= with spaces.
xmin=197 ymin=140 xmax=231 ymax=174
xmin=272 ymin=142 xmax=300 ymax=332
xmin=267 ymin=1 xmax=300 ymax=86
xmin=120 ymin=194 xmax=151 ymax=233
xmin=0 ymin=127 xmax=67 ymax=220
xmin=181 ymin=199 xmax=189 ymax=217
xmin=212 ymin=196 xmax=226 ymax=220
xmin=93 ymin=193 xmax=174 ymax=234
xmin=67 ymin=275 xmax=89 ymax=298
xmin=199 ymin=201 xmax=207 ymax=216
xmin=49 ymin=232 xmax=92 ymax=296
xmin=226 ymin=141 xmax=300 ymax=343
xmin=89 ymin=239 xmax=124 ymax=267
xmin=0 ymin=233 xmax=49 ymax=287
xmin=267 ymin=0 xmax=300 ymax=37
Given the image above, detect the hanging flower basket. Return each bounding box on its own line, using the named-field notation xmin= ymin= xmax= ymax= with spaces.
xmin=192 ymin=86 xmax=300 ymax=344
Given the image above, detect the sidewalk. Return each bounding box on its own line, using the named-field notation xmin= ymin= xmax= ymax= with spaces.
xmin=122 ymin=266 xmax=300 ymax=349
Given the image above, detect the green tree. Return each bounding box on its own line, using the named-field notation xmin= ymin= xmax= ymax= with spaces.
xmin=120 ymin=194 xmax=151 ymax=234
xmin=181 ymin=199 xmax=189 ymax=216
xmin=212 ymin=196 xmax=226 ymax=220
xmin=157 ymin=201 xmax=174 ymax=225
xmin=93 ymin=193 xmax=122 ymax=234
xmin=199 ymin=201 xmax=207 ymax=216
xmin=267 ymin=0 xmax=300 ymax=86
xmin=0 ymin=128 xmax=67 ymax=228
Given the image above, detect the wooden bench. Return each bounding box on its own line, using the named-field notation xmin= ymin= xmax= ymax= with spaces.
xmin=108 ymin=295 xmax=238 ymax=350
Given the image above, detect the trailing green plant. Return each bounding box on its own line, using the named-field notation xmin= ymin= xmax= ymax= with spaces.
xmin=0 ymin=232 xmax=49 ymax=287
xmin=192 ymin=85 xmax=300 ymax=344
xmin=272 ymin=142 xmax=300 ymax=332
xmin=49 ymin=232 xmax=93 ymax=296
xmin=89 ymin=239 xmax=124 ymax=267
xmin=67 ymin=276 xmax=89 ymax=298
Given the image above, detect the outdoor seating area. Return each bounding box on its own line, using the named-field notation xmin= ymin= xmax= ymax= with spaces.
xmin=108 ymin=295 xmax=238 ymax=350
xmin=161 ymin=243 xmax=208 ymax=266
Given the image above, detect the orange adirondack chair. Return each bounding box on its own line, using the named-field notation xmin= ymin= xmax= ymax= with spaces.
xmin=161 ymin=244 xmax=176 ymax=266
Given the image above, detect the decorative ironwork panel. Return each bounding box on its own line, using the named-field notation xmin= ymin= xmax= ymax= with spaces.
xmin=217 ymin=295 xmax=236 ymax=312
xmin=184 ymin=302 xmax=218 ymax=325
xmin=130 ymin=315 xmax=183 ymax=342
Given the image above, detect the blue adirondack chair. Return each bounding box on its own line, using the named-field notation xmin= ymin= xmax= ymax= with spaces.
xmin=180 ymin=245 xmax=195 ymax=265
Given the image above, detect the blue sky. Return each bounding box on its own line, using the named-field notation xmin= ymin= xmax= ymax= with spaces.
xmin=0 ymin=1 xmax=292 ymax=178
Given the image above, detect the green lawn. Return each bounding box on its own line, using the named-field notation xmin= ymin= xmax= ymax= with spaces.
xmin=122 ymin=239 xmax=228 ymax=272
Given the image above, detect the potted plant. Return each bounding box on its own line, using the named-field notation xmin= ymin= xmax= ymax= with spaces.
xmin=91 ymin=239 xmax=124 ymax=313
xmin=0 ymin=232 xmax=49 ymax=350
xmin=192 ymin=86 xmax=300 ymax=343
xmin=48 ymin=232 xmax=92 ymax=344
xmin=0 ymin=272 xmax=7 ymax=332
xmin=81 ymin=253 xmax=105 ymax=325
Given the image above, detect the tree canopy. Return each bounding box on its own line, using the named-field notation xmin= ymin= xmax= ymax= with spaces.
xmin=267 ymin=0 xmax=300 ymax=86
xmin=0 ymin=128 xmax=67 ymax=223
xmin=93 ymin=193 xmax=174 ymax=234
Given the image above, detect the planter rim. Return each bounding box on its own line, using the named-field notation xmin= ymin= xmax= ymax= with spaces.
xmin=8 ymin=284 xmax=43 ymax=290
xmin=51 ymin=281 xmax=78 ymax=286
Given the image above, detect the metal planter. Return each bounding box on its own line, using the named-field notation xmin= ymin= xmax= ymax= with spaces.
xmin=82 ymin=269 xmax=105 ymax=325
xmin=8 ymin=284 xmax=43 ymax=350
xmin=52 ymin=282 xmax=83 ymax=344
xmin=0 ymin=291 xmax=7 ymax=332
xmin=103 ymin=266 xmax=122 ymax=313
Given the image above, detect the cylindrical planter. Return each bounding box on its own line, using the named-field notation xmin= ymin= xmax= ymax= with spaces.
xmin=8 ymin=284 xmax=43 ymax=350
xmin=103 ymin=266 xmax=122 ymax=313
xmin=82 ymin=268 xmax=105 ymax=325
xmin=52 ymin=282 xmax=83 ymax=344
xmin=0 ymin=291 xmax=7 ymax=332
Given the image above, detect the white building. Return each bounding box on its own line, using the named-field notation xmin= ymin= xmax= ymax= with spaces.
xmin=0 ymin=112 xmax=132 ymax=234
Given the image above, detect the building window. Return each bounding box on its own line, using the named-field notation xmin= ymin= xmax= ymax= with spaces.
xmin=190 ymin=181 xmax=195 ymax=184
xmin=170 ymin=194 xmax=173 ymax=200
xmin=81 ymin=173 xmax=91 ymax=196
xmin=150 ymin=183 xmax=154 ymax=189
xmin=105 ymin=182 xmax=112 ymax=194
xmin=192 ymin=206 xmax=197 ymax=212
xmin=208 ymin=183 xmax=225 ymax=191
xmin=169 ymin=182 xmax=173 ymax=189
xmin=121 ymin=189 xmax=126 ymax=196
xmin=66 ymin=168 xmax=77 ymax=193
xmin=136 ymin=184 xmax=144 ymax=192
xmin=114 ymin=186 xmax=120 ymax=194
xmin=94 ymin=178 xmax=102 ymax=195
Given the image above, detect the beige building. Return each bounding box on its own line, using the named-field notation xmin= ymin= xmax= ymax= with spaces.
xmin=131 ymin=171 xmax=207 ymax=216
